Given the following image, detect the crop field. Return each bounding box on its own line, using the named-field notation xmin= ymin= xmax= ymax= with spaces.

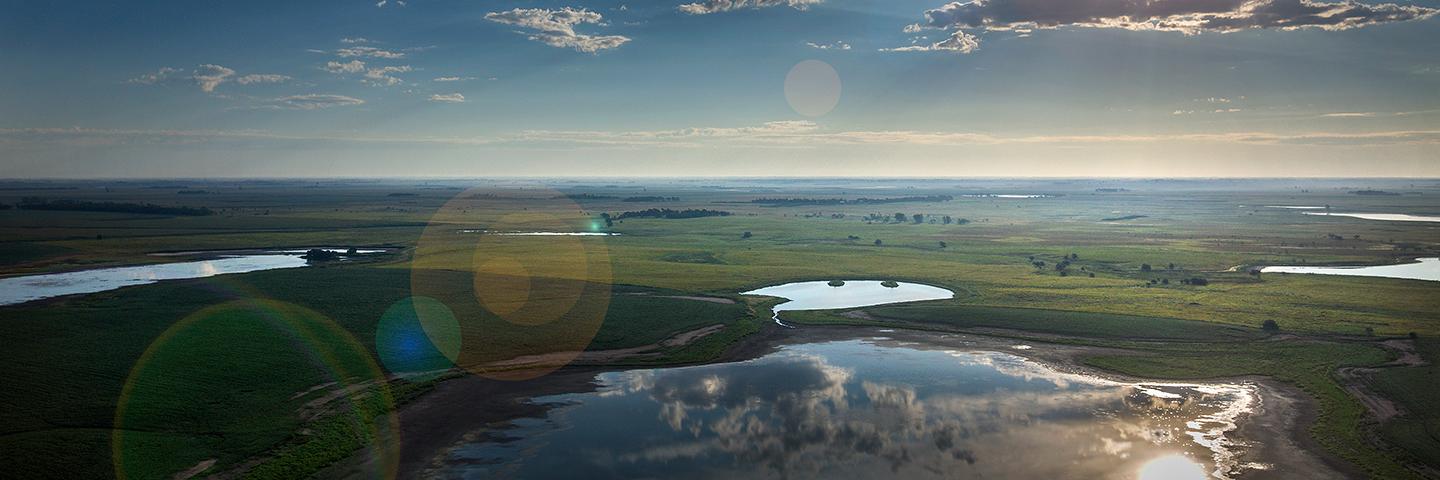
xmin=1 ymin=177 xmax=1438 ymax=478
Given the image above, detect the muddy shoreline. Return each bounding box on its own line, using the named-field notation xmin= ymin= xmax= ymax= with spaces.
xmin=324 ymin=324 xmax=1358 ymax=479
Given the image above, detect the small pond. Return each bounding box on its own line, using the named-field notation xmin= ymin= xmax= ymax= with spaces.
xmin=742 ymin=281 xmax=955 ymax=327
xmin=1262 ymin=257 xmax=1440 ymax=282
xmin=436 ymin=339 xmax=1255 ymax=479
xmin=0 ymin=248 xmax=384 ymax=306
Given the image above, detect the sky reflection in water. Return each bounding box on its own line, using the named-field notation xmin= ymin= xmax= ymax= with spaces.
xmin=440 ymin=340 xmax=1253 ymax=479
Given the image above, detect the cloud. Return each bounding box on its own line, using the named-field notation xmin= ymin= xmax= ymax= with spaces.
xmin=340 ymin=37 xmax=371 ymax=44
xmin=265 ymin=94 xmax=366 ymax=110
xmin=881 ymin=31 xmax=979 ymax=53
xmin=484 ymin=7 xmax=631 ymax=53
xmin=234 ymin=74 xmax=290 ymax=85
xmin=192 ymin=64 xmax=235 ymax=92
xmin=807 ymin=41 xmax=851 ymax=50
xmin=433 ymin=76 xmax=476 ymax=82
xmin=375 ymin=0 xmax=407 ymax=7
xmin=129 ymin=64 xmax=286 ymax=92
xmin=363 ymin=65 xmax=412 ymax=86
xmin=429 ymin=93 xmax=467 ymax=103
xmin=678 ymin=0 xmax=822 ymax=15
xmin=336 ymin=46 xmax=406 ymax=59
xmin=1321 ymin=112 xmax=1377 ymax=117
xmin=325 ymin=60 xmax=367 ymax=74
xmin=909 ymin=0 xmax=1438 ymax=53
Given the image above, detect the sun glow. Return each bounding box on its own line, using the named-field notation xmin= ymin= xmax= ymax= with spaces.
xmin=1138 ymin=454 xmax=1207 ymax=480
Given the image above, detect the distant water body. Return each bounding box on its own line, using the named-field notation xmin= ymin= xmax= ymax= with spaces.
xmin=0 ymin=248 xmax=383 ymax=306
xmin=1262 ymin=257 xmax=1440 ymax=282
xmin=1301 ymin=212 xmax=1440 ymax=223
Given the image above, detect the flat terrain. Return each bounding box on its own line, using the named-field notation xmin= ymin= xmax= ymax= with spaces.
xmin=1 ymin=178 xmax=1438 ymax=478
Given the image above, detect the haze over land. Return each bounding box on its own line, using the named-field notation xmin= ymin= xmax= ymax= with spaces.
xmin=3 ymin=0 xmax=1439 ymax=177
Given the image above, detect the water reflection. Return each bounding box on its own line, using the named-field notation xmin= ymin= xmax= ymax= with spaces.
xmin=439 ymin=340 xmax=1256 ymax=479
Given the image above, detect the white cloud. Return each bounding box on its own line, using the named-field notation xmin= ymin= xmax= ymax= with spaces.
xmin=881 ymin=31 xmax=979 ymax=53
xmin=129 ymin=65 xmax=284 ymax=92
xmin=910 ymin=0 xmax=1439 ymax=53
xmin=1322 ymin=112 xmax=1377 ymax=118
xmin=678 ymin=0 xmax=822 ymax=15
xmin=429 ymin=93 xmax=467 ymax=103
xmin=265 ymin=94 xmax=366 ymax=110
xmin=336 ymin=46 xmax=406 ymax=59
xmin=375 ymin=0 xmax=406 ymax=7
xmin=325 ymin=60 xmax=367 ymax=74
xmin=807 ymin=41 xmax=851 ymax=50
xmin=484 ymin=7 xmax=631 ymax=53
xmin=340 ymin=37 xmax=371 ymax=44
xmin=192 ymin=64 xmax=235 ymax=92
xmin=235 ymin=74 xmax=290 ymax=85
xmin=364 ymin=65 xmax=412 ymax=86
xmin=433 ymin=76 xmax=476 ymax=82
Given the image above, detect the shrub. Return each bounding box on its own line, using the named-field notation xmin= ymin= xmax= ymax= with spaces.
xmin=1262 ymin=319 xmax=1280 ymax=332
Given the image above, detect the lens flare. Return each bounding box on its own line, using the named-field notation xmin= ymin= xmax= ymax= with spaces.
xmin=784 ymin=59 xmax=841 ymax=117
xmin=112 ymin=299 xmax=399 ymax=480
xmin=411 ymin=187 xmax=613 ymax=380
xmin=1137 ymin=454 xmax=1207 ymax=480
xmin=376 ymin=296 xmax=460 ymax=380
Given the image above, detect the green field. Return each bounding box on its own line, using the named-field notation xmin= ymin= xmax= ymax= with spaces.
xmin=1 ymin=178 xmax=1438 ymax=478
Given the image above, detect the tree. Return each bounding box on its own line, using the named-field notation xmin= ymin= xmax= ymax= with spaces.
xmin=894 ymin=212 xmax=906 ymax=223
xmin=1167 ymin=263 xmax=1176 ymax=270
xmin=600 ymin=212 xmax=614 ymax=227
xmin=938 ymin=241 xmax=947 ymax=248
xmin=1261 ymin=319 xmax=1280 ymax=332
xmin=874 ymin=239 xmax=883 ymax=246
xmin=741 ymin=231 xmax=752 ymax=239
xmin=1140 ymin=263 xmax=1152 ymax=272
xmin=942 ymin=215 xmax=952 ymax=224
xmin=1161 ymin=278 xmax=1169 ymax=285
xmin=912 ymin=213 xmax=924 ymax=224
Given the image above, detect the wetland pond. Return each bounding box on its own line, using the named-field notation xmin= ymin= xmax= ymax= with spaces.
xmin=437 ymin=339 xmax=1255 ymax=480
xmin=1262 ymin=257 xmax=1440 ymax=282
xmin=0 ymin=248 xmax=386 ymax=306
xmin=742 ymin=281 xmax=955 ymax=327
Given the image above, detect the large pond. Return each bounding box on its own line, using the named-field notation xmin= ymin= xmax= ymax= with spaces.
xmin=0 ymin=248 xmax=383 ymax=306
xmin=742 ymin=281 xmax=955 ymax=327
xmin=1262 ymin=257 xmax=1440 ymax=282
xmin=437 ymin=339 xmax=1254 ymax=479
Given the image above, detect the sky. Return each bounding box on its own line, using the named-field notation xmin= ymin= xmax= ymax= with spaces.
xmin=1 ymin=0 xmax=1438 ymax=178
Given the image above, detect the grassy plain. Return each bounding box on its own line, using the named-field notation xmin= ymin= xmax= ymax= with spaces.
xmin=1 ymin=177 xmax=1438 ymax=478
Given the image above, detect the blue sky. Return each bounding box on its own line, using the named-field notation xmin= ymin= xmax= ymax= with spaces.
xmin=1 ymin=0 xmax=1437 ymax=177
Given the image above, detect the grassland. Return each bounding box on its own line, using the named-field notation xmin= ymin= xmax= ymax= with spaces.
xmin=1 ymin=178 xmax=1438 ymax=478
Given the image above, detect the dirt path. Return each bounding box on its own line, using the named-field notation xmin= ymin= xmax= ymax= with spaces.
xmin=1331 ymin=338 xmax=1425 ymax=423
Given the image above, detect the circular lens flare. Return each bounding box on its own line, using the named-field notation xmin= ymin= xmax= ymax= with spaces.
xmin=784 ymin=59 xmax=841 ymax=117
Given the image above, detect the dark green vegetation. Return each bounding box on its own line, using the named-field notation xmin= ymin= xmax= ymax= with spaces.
xmin=748 ymin=195 xmax=954 ymax=206
xmin=1 ymin=178 xmax=1438 ymax=478
xmin=18 ymin=197 xmax=213 ymax=216
xmin=0 ymin=266 xmax=750 ymax=479
xmin=613 ymin=208 xmax=731 ymax=219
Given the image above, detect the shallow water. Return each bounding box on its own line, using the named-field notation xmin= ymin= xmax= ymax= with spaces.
xmin=0 ymin=250 xmax=370 ymax=306
xmin=1262 ymin=257 xmax=1440 ymax=282
xmin=742 ymin=281 xmax=954 ymax=327
xmin=1301 ymin=212 xmax=1440 ymax=222
xmin=438 ymin=339 xmax=1254 ymax=479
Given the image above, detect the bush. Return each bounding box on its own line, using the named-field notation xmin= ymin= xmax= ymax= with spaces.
xmin=1262 ymin=319 xmax=1280 ymax=332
